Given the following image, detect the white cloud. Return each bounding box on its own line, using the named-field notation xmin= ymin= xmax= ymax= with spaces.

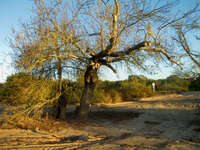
xmin=0 ymin=54 xmax=14 ymax=83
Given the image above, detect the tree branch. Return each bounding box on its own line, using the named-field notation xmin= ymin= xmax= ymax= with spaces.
xmin=142 ymin=47 xmax=179 ymax=65
xmin=98 ymin=58 xmax=117 ymax=73
xmin=109 ymin=41 xmax=152 ymax=57
xmin=180 ymin=32 xmax=200 ymax=67
xmin=174 ymin=26 xmax=200 ymax=67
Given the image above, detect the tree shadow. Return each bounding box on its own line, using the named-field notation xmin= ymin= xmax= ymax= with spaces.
xmin=63 ymin=102 xmax=200 ymax=149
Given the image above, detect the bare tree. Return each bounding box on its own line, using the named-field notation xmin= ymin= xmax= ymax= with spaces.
xmin=10 ymin=0 xmax=82 ymax=119
xmin=172 ymin=22 xmax=200 ymax=68
xmin=75 ymin=0 xmax=199 ymax=119
xmin=10 ymin=0 xmax=199 ymax=119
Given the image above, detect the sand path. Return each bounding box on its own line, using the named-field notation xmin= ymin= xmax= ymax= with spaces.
xmin=0 ymin=92 xmax=200 ymax=149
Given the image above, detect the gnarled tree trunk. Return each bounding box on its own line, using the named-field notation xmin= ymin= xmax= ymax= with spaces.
xmin=78 ymin=65 xmax=98 ymax=119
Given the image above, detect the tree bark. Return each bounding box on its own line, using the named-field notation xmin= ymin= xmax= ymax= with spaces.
xmin=78 ymin=65 xmax=98 ymax=120
xmin=56 ymin=83 xmax=67 ymax=120
xmin=56 ymin=57 xmax=67 ymax=120
xmin=56 ymin=89 xmax=67 ymax=120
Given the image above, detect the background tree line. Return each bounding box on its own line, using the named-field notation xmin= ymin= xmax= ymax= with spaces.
xmin=0 ymin=72 xmax=199 ymax=106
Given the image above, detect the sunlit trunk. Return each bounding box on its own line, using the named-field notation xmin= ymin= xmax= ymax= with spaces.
xmin=78 ymin=65 xmax=98 ymax=119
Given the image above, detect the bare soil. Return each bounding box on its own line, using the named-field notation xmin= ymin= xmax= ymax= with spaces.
xmin=0 ymin=92 xmax=200 ymax=150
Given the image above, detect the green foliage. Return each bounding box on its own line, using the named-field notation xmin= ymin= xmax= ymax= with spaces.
xmin=0 ymin=83 xmax=4 ymax=103
xmin=189 ymin=74 xmax=200 ymax=91
xmin=119 ymin=77 xmax=154 ymax=100
xmin=92 ymin=75 xmax=155 ymax=103
xmin=155 ymin=75 xmax=191 ymax=92
xmin=62 ymin=80 xmax=82 ymax=104
xmin=91 ymin=88 xmax=122 ymax=104
xmin=0 ymin=73 xmax=83 ymax=122
xmin=0 ymin=73 xmax=58 ymax=106
xmin=106 ymin=89 xmax=122 ymax=103
xmin=0 ymin=73 xmax=82 ymax=106
xmin=92 ymin=89 xmax=109 ymax=104
xmin=0 ymin=73 xmax=198 ymax=109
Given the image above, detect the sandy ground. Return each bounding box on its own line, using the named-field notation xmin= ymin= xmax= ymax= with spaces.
xmin=0 ymin=92 xmax=200 ymax=150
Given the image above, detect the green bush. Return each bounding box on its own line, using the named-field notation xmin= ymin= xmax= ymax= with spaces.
xmin=92 ymin=89 xmax=108 ymax=104
xmin=118 ymin=77 xmax=155 ymax=100
xmin=190 ymin=80 xmax=200 ymax=91
xmin=0 ymin=73 xmax=59 ymax=106
xmin=155 ymin=75 xmax=191 ymax=92
xmin=91 ymin=88 xmax=122 ymax=104
xmin=0 ymin=73 xmax=82 ymax=106
xmin=106 ymin=89 xmax=122 ymax=103
xmin=62 ymin=80 xmax=82 ymax=104
xmin=120 ymin=85 xmax=154 ymax=101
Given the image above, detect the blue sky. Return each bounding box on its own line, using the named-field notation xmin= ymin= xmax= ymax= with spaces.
xmin=0 ymin=0 xmax=33 ymax=82
xmin=0 ymin=0 xmax=199 ymax=82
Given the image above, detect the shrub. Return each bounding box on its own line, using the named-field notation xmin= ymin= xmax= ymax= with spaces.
xmin=91 ymin=88 xmax=122 ymax=104
xmin=119 ymin=79 xmax=155 ymax=101
xmin=0 ymin=73 xmax=36 ymax=105
xmin=92 ymin=89 xmax=110 ymax=104
xmin=0 ymin=73 xmax=83 ymax=106
xmin=106 ymin=89 xmax=122 ymax=103
xmin=189 ymin=75 xmax=200 ymax=91
xmin=62 ymin=80 xmax=82 ymax=104
xmin=0 ymin=73 xmax=58 ymax=106
xmin=0 ymin=73 xmax=84 ymax=124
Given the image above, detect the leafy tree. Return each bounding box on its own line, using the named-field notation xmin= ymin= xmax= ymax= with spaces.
xmin=10 ymin=0 xmax=199 ymax=119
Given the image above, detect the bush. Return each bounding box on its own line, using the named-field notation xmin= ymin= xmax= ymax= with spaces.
xmin=62 ymin=80 xmax=82 ymax=104
xmin=0 ymin=73 xmax=83 ymax=106
xmin=92 ymin=89 xmax=109 ymax=104
xmin=189 ymin=74 xmax=200 ymax=91
xmin=119 ymin=78 xmax=155 ymax=101
xmin=120 ymin=86 xmax=154 ymax=101
xmin=0 ymin=73 xmax=59 ymax=106
xmin=190 ymin=80 xmax=200 ymax=91
xmin=91 ymin=88 xmax=122 ymax=104
xmin=0 ymin=73 xmax=84 ymax=123
xmin=106 ymin=89 xmax=122 ymax=103
xmin=155 ymin=75 xmax=191 ymax=92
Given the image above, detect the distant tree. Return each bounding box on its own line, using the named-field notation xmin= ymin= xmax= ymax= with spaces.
xmin=10 ymin=0 xmax=200 ymax=119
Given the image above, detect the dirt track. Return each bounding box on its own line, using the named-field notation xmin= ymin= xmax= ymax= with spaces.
xmin=0 ymin=92 xmax=200 ymax=149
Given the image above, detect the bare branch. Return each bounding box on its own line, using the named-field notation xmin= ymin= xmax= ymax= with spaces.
xmin=98 ymin=58 xmax=117 ymax=73
xmin=109 ymin=41 xmax=152 ymax=57
xmin=160 ymin=3 xmax=200 ymax=30
xmin=141 ymin=47 xmax=179 ymax=65
xmin=178 ymin=29 xmax=200 ymax=67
